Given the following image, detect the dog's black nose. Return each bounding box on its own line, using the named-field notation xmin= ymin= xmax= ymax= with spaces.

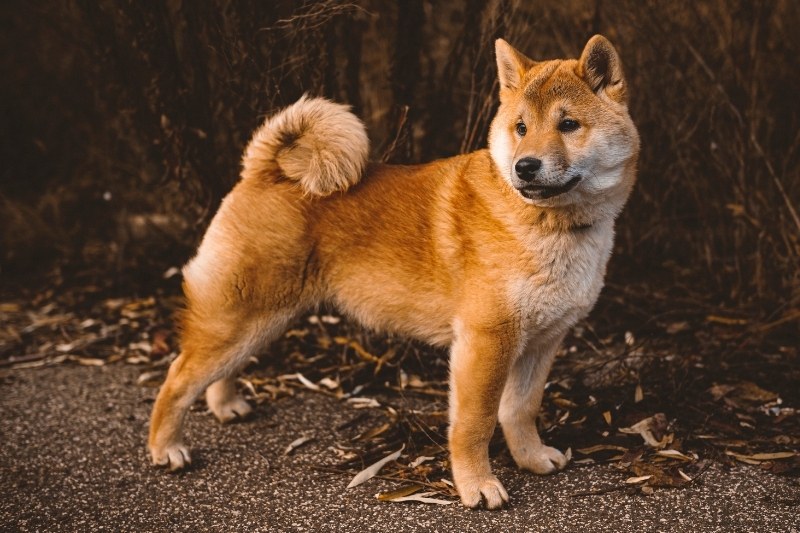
xmin=514 ymin=157 xmax=542 ymax=182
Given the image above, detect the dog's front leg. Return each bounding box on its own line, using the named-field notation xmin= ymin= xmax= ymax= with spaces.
xmin=498 ymin=336 xmax=569 ymax=474
xmin=448 ymin=320 xmax=514 ymax=509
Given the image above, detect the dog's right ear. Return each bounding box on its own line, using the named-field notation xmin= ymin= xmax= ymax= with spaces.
xmin=495 ymin=39 xmax=535 ymax=94
xmin=579 ymin=35 xmax=627 ymax=104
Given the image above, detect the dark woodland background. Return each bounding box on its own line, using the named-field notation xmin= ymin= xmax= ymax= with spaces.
xmin=1 ymin=0 xmax=798 ymax=340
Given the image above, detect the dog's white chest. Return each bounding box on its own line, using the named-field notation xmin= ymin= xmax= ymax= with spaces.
xmin=509 ymin=224 xmax=614 ymax=337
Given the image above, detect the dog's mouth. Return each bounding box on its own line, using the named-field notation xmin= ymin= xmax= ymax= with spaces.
xmin=518 ymin=175 xmax=582 ymax=200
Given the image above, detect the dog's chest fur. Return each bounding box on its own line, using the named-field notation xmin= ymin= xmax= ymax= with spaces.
xmin=508 ymin=221 xmax=614 ymax=341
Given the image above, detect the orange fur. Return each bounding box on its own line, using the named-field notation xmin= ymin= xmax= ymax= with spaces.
xmin=148 ymin=35 xmax=640 ymax=510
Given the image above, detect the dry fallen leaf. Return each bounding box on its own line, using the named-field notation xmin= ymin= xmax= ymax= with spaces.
xmin=347 ymin=445 xmax=404 ymax=489
xmin=747 ymin=451 xmax=796 ymax=460
xmin=9 ymin=354 xmax=68 ymax=369
xmin=576 ymin=444 xmax=629 ymax=455
xmin=137 ymin=370 xmax=164 ymax=385
xmin=385 ymin=492 xmax=454 ymax=505
xmin=619 ymin=448 xmax=645 ymax=465
xmin=295 ymin=373 xmax=321 ymax=391
xmin=408 ymin=456 xmax=435 ymax=469
xmin=710 ymin=382 xmax=778 ymax=403
xmin=655 ymin=449 xmax=694 ymax=462
xmin=284 ymin=436 xmax=315 ymax=455
xmin=55 ymin=342 xmax=78 ymax=353
xmin=708 ymin=384 xmax=737 ymax=401
xmin=619 ymin=413 xmax=671 ymax=449
xmin=726 ymin=451 xmax=796 ymax=464
xmin=128 ymin=341 xmax=152 ymax=354
xmin=319 ymin=377 xmax=339 ymax=390
xmin=69 ymin=356 xmax=106 ymax=366
xmin=279 ymin=372 xmax=322 ymax=391
xmin=347 ymin=397 xmax=381 ymax=409
xmin=376 ymin=484 xmax=424 ymax=501
xmin=732 ymin=382 xmax=779 ymax=403
xmin=628 ymin=462 xmax=692 ymax=488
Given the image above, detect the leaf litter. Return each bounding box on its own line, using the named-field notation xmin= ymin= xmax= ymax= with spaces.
xmin=347 ymin=445 xmax=404 ymax=489
xmin=2 ymin=283 xmax=799 ymax=503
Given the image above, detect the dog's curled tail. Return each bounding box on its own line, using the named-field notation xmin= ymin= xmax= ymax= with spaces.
xmin=241 ymin=95 xmax=369 ymax=196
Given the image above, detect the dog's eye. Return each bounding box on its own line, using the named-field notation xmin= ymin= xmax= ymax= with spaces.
xmin=515 ymin=122 xmax=527 ymax=136
xmin=557 ymin=119 xmax=580 ymax=133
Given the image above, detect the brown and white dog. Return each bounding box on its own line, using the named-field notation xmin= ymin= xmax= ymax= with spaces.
xmin=149 ymin=35 xmax=639 ymax=509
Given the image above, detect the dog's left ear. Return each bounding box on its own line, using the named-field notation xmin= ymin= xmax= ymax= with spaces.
xmin=579 ymin=35 xmax=627 ymax=104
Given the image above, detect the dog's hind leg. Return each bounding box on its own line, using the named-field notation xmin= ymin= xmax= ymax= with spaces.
xmin=498 ymin=335 xmax=568 ymax=474
xmin=206 ymin=374 xmax=253 ymax=423
xmin=148 ymin=311 xmax=294 ymax=470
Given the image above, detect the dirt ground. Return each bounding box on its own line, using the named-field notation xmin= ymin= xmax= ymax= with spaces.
xmin=1 ymin=364 xmax=798 ymax=533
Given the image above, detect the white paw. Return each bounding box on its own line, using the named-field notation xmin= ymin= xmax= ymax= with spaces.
xmin=209 ymin=396 xmax=253 ymax=424
xmin=516 ymin=444 xmax=568 ymax=474
xmin=456 ymin=474 xmax=509 ymax=509
xmin=151 ymin=443 xmax=191 ymax=471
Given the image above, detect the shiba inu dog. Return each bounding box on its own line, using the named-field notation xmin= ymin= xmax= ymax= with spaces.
xmin=149 ymin=35 xmax=639 ymax=509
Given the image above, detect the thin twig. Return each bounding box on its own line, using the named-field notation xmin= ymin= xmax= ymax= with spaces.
xmin=312 ymin=465 xmax=451 ymax=494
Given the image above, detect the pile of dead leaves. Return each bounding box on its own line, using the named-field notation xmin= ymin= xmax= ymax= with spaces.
xmin=0 ymin=290 xmax=179 ymax=372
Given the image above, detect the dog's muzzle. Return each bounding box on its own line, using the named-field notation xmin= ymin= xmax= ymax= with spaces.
xmin=518 ymin=175 xmax=582 ymax=199
xmin=514 ymin=157 xmax=582 ymax=199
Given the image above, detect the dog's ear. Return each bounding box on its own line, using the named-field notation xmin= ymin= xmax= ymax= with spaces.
xmin=495 ymin=39 xmax=535 ymax=93
xmin=579 ymin=35 xmax=627 ymax=104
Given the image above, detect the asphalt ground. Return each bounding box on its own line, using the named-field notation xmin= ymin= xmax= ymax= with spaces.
xmin=1 ymin=365 xmax=798 ymax=532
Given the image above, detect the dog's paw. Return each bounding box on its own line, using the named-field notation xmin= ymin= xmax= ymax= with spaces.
xmin=456 ymin=474 xmax=509 ymax=510
xmin=516 ymin=444 xmax=568 ymax=474
xmin=151 ymin=443 xmax=191 ymax=471
xmin=209 ymin=395 xmax=253 ymax=424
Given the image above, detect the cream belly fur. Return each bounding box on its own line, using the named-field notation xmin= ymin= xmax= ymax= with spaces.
xmin=148 ymin=35 xmax=640 ymax=511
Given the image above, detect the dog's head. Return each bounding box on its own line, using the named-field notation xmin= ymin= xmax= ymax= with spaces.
xmin=489 ymin=36 xmax=639 ymax=211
